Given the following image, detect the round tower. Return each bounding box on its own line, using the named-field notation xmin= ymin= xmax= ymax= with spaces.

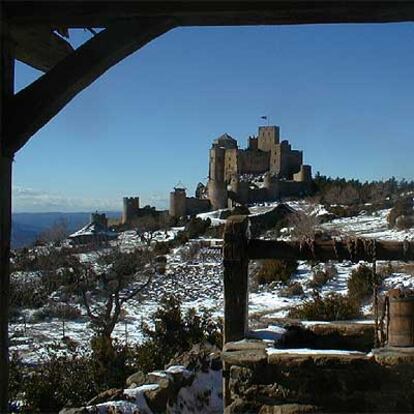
xmin=209 ymin=146 xmax=225 ymax=182
xmin=208 ymin=180 xmax=227 ymax=210
xmin=169 ymin=187 xmax=187 ymax=218
xmin=293 ymin=165 xmax=312 ymax=182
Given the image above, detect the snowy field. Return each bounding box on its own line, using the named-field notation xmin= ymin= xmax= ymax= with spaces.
xmin=9 ymin=204 xmax=414 ymax=362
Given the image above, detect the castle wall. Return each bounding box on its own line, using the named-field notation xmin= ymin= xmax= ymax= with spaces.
xmin=185 ymin=197 xmax=211 ymax=216
xmin=238 ymin=149 xmax=269 ymax=175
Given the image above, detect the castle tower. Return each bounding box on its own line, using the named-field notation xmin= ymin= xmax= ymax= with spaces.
xmin=169 ymin=187 xmax=187 ymax=218
xmin=122 ymin=197 xmax=139 ymax=224
xmin=209 ymin=145 xmax=225 ymax=182
xmin=257 ymin=126 xmax=280 ymax=152
xmin=208 ymin=144 xmax=228 ymax=209
xmin=90 ymin=212 xmax=108 ymax=228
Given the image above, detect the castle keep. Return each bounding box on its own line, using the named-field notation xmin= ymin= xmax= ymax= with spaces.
xmin=169 ymin=125 xmax=312 ymax=217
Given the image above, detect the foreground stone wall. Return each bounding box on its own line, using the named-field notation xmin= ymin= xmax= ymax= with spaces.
xmin=223 ymin=340 xmax=414 ymax=413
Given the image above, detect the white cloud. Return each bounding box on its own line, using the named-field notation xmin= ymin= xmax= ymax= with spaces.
xmin=12 ymin=186 xmax=121 ymax=213
xmin=12 ymin=186 xmax=170 ymax=213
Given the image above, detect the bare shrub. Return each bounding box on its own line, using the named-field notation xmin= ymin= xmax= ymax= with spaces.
xmin=377 ymin=262 xmax=394 ymax=278
xmin=179 ymin=241 xmax=201 ymax=262
xmin=280 ymin=282 xmax=304 ymax=297
xmin=37 ymin=218 xmax=70 ymax=244
xmin=288 ymin=210 xmax=320 ymax=239
xmin=388 ymin=197 xmax=414 ymax=228
xmin=308 ymin=263 xmax=337 ymax=289
xmin=347 ymin=264 xmax=382 ymax=303
xmin=288 ymin=292 xmax=361 ymax=321
xmin=256 ymin=259 xmax=298 ymax=285
xmin=31 ymin=302 xmax=81 ymax=322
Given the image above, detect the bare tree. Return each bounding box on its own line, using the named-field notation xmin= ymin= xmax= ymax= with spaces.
xmin=38 ymin=218 xmax=70 ymax=244
xmin=76 ymin=248 xmax=154 ymax=341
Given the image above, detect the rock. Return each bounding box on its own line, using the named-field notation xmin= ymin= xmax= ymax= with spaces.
xmin=224 ymin=398 xmax=262 ymax=413
xmin=144 ymin=377 xmax=174 ymax=413
xmin=86 ymin=388 xmax=124 ymax=406
xmin=210 ymin=351 xmax=222 ymax=370
xmin=259 ymin=404 xmax=320 ymax=414
xmin=147 ymin=371 xmax=172 ymax=389
xmin=126 ymin=370 xmax=146 ymax=387
xmin=165 ymin=365 xmax=195 ymax=390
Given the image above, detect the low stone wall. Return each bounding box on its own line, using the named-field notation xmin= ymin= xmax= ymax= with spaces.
xmin=223 ymin=340 xmax=414 ymax=413
xmin=60 ymin=344 xmax=223 ymax=414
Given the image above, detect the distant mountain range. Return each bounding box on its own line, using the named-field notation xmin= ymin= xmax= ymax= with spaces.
xmin=12 ymin=211 xmax=121 ymax=248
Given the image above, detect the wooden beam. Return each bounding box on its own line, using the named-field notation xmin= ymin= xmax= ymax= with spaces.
xmin=223 ymin=215 xmax=250 ymax=343
xmin=248 ymin=238 xmax=414 ymax=262
xmin=0 ymin=18 xmax=14 ymax=414
xmin=4 ymin=17 xmax=176 ymax=155
xmin=4 ymin=1 xmax=414 ymax=28
xmin=11 ymin=25 xmax=74 ymax=72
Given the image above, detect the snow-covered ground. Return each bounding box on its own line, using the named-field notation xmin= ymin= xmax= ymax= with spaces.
xmin=321 ymin=209 xmax=414 ymax=241
xmin=9 ymin=204 xmax=414 ymax=362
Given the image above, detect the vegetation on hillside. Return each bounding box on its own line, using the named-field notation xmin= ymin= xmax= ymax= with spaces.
xmin=312 ymin=174 xmax=414 ymax=206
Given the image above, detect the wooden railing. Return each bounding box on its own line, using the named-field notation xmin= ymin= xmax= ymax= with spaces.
xmin=222 ymin=215 xmax=414 ymax=407
xmin=223 ymin=215 xmax=414 ymax=343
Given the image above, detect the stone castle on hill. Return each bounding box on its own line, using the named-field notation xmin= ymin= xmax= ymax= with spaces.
xmin=207 ymin=125 xmax=312 ymax=209
xmin=169 ymin=125 xmax=312 ymax=217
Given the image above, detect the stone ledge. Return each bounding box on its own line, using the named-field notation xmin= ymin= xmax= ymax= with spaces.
xmin=267 ymin=350 xmax=370 ymax=366
xmin=223 ymin=349 xmax=268 ymax=366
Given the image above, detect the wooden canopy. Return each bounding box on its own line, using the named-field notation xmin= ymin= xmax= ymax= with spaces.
xmin=5 ymin=1 xmax=414 ymax=72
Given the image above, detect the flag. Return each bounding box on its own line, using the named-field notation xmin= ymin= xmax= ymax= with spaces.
xmin=261 ymin=116 xmax=267 ymax=120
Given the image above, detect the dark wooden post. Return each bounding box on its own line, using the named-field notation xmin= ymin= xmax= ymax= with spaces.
xmin=223 ymin=215 xmax=249 ymax=408
xmin=0 ymin=19 xmax=14 ymax=413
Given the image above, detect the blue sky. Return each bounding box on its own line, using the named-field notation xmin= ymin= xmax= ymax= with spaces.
xmin=13 ymin=23 xmax=414 ymax=212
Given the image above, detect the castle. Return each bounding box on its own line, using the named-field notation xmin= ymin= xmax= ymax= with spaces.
xmin=169 ymin=124 xmax=312 ymax=217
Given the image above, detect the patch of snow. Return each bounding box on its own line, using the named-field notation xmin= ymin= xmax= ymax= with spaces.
xmin=250 ymin=325 xmax=287 ymax=341
xmin=266 ymin=347 xmax=366 ymax=356
xmin=169 ymin=368 xmax=222 ymax=414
